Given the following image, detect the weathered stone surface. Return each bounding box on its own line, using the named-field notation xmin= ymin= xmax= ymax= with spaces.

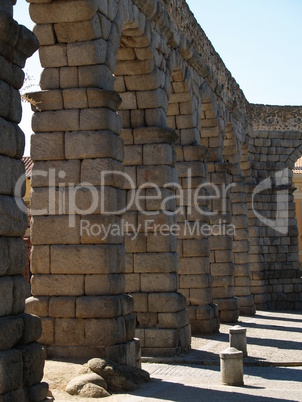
xmin=31 ymin=216 xmax=81 ymax=245
xmin=0 ymin=316 xmax=23 ymax=351
xmin=0 ymin=118 xmax=24 ymax=158
xmin=54 ymin=14 xmax=102 ymax=43
xmin=51 ymin=245 xmax=122 ymax=274
xmin=55 ymin=318 xmax=85 ymax=346
xmin=7 ymin=237 xmax=26 ymax=276
xmin=141 ymin=273 xmax=178 ymax=292
xmin=29 ymin=0 xmax=100 ymax=24
xmin=33 ymin=23 xmax=56 ymax=46
xmin=0 ymin=55 xmax=24 ymax=89
xmin=30 ymin=245 xmax=50 ymax=275
xmin=66 ymin=373 xmax=107 ymax=395
xmin=0 ymin=276 xmax=13 ymax=316
xmin=12 ymin=275 xmax=26 ymax=315
xmin=5 ymin=157 xmax=26 ymax=197
xmin=78 ymin=64 xmax=114 ymax=90
xmin=0 ymin=196 xmax=27 ymax=237
xmin=86 ymin=89 xmax=121 ymax=110
xmin=40 ymin=67 xmax=60 ymax=90
xmin=88 ymin=357 xmax=150 ymax=384
xmin=31 ymin=274 xmax=84 ymax=297
xmin=79 ymin=383 xmax=110 ymax=398
xmin=84 ymin=318 xmax=122 ymax=346
xmin=79 ymin=108 xmax=122 ymax=134
xmin=49 ymin=296 xmax=76 ymax=318
xmin=0 ymin=349 xmax=23 ymax=394
xmin=31 ymin=159 xmax=80 ymax=187
xmin=25 ymin=296 xmax=49 ymax=318
xmin=133 ymin=127 xmax=177 ymax=144
xmin=27 ymin=90 xmax=63 ymax=112
xmin=62 ymin=88 xmax=88 ymax=109
xmin=148 ymin=292 xmax=187 ymax=313
xmin=76 ymin=296 xmax=122 ymax=318
xmin=81 ymin=158 xmax=123 ymax=187
xmin=19 ymin=313 xmax=42 ymax=345
xmin=31 ymin=132 xmax=64 ymax=161
xmin=65 ymin=130 xmax=123 ymax=161
xmin=85 ymin=274 xmax=125 ymax=296
xmin=27 ymin=382 xmax=49 ymax=402
xmin=32 ymin=109 xmax=80 ymax=132
xmin=0 ymin=237 xmax=10 ymax=277
xmin=134 ymin=253 xmax=178 ymax=273
xmin=67 ymin=38 xmax=107 ymax=66
xmin=13 ymin=25 xmax=39 ymax=68
xmin=39 ymin=44 xmax=68 ymax=68
xmin=21 ymin=342 xmax=44 ymax=387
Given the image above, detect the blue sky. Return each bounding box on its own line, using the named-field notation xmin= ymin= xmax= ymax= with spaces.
xmin=14 ymin=1 xmax=302 ymax=155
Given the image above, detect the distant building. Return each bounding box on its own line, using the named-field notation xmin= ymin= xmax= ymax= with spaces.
xmin=293 ymin=157 xmax=302 ymax=265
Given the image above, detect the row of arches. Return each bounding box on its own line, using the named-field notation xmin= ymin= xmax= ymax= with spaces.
xmin=25 ymin=0 xmax=257 ymax=360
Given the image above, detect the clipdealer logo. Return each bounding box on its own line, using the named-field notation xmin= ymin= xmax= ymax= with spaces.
xmin=14 ymin=167 xmax=292 ymax=237
xmin=252 ymin=168 xmax=290 ymax=235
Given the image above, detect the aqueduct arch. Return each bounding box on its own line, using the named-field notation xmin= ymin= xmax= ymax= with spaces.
xmin=1 ymin=0 xmax=302 ymax=399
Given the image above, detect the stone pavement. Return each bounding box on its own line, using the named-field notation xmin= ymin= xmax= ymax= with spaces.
xmin=44 ymin=311 xmax=302 ymax=401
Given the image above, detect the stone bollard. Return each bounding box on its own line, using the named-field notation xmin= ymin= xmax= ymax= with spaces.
xmin=220 ymin=347 xmax=244 ymax=386
xmin=229 ymin=325 xmax=247 ymax=356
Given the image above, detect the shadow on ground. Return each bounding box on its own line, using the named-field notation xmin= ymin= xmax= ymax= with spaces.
xmin=131 ymin=378 xmax=286 ymax=402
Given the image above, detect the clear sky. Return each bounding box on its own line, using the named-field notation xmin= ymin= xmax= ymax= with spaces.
xmin=14 ymin=1 xmax=302 ymax=155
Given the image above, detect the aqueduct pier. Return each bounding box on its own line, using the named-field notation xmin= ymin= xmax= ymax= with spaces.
xmin=1 ymin=0 xmax=302 ymax=399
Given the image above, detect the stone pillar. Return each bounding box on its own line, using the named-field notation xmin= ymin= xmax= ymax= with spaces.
xmin=25 ymin=0 xmax=140 ymax=366
xmin=220 ymin=347 xmax=244 ymax=386
xmin=176 ymin=145 xmax=219 ymax=334
xmin=229 ymin=325 xmax=247 ymax=356
xmin=231 ymin=175 xmax=255 ymax=315
xmin=208 ymin=162 xmax=239 ymax=322
xmin=246 ymin=183 xmax=268 ymax=309
xmin=0 ymin=3 xmax=48 ymax=401
xmin=125 ymin=127 xmax=191 ymax=357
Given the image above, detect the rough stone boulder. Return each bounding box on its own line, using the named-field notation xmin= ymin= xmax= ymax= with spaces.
xmin=65 ymin=372 xmax=107 ymax=395
xmin=79 ymin=383 xmax=110 ymax=398
xmin=65 ymin=358 xmax=150 ymax=397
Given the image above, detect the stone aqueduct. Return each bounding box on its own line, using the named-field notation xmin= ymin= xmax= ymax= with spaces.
xmin=1 ymin=0 xmax=302 ymax=399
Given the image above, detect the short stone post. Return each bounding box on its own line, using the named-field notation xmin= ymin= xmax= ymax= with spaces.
xmin=220 ymin=347 xmax=244 ymax=386
xmin=229 ymin=325 xmax=247 ymax=356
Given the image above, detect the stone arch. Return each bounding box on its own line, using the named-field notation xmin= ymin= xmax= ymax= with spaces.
xmin=114 ymin=19 xmax=168 ymax=129
xmin=166 ymin=62 xmax=219 ymax=334
xmin=223 ymin=122 xmax=239 ymax=166
xmin=199 ymin=86 xmax=239 ymax=323
xmin=225 ymin=123 xmax=255 ymax=316
xmin=110 ymin=5 xmax=191 ymax=357
xmin=240 ymin=141 xmax=252 ymax=179
xmin=200 ymin=82 xmax=224 ymax=163
xmin=166 ymin=55 xmax=200 ymax=145
xmin=286 ymin=144 xmax=302 ymax=170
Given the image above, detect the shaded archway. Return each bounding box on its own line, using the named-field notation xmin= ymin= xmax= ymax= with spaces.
xmin=167 ymin=62 xmax=219 ymax=334
xmin=225 ymin=124 xmax=255 ymax=316
xmin=114 ymin=18 xmax=191 ymax=357
xmin=200 ymin=84 xmax=240 ymax=323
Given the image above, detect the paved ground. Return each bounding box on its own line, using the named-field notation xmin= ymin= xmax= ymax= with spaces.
xmin=44 ymin=311 xmax=302 ymax=401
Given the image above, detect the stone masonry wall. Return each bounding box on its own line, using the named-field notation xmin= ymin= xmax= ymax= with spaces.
xmin=0 ymin=2 xmax=48 ymax=401
xmin=0 ymin=0 xmax=298 ymax=366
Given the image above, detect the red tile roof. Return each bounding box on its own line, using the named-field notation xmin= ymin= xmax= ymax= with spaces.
xmin=22 ymin=156 xmax=33 ymax=178
xmin=294 ymin=157 xmax=302 ymax=174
